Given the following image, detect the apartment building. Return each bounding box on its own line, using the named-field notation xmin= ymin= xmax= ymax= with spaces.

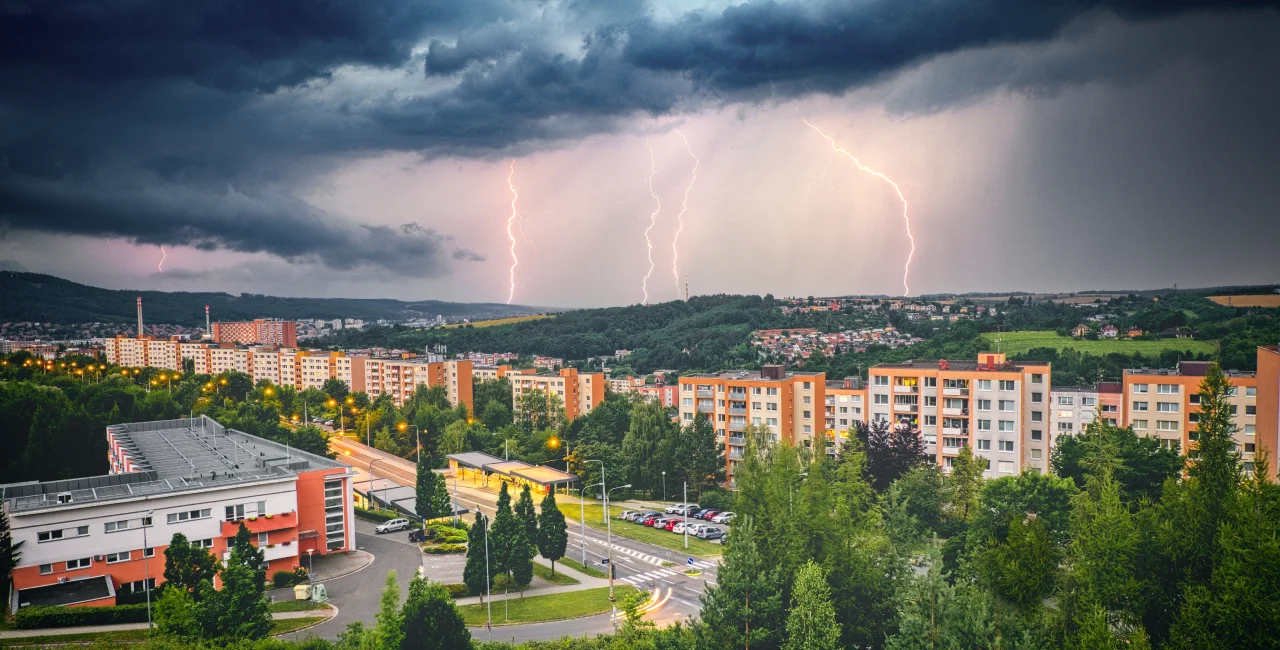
xmin=349 ymin=358 xmax=474 ymax=411
xmin=2 ymin=417 xmax=354 ymax=613
xmin=104 ymin=336 xmax=152 ymax=368
xmin=824 ymin=377 xmax=868 ymax=454
xmin=511 ymin=369 xmax=605 ymax=421
xmin=867 ymin=353 xmax=1052 ymax=478
xmin=1122 ymin=361 xmax=1258 ymax=468
xmin=1048 ymin=386 xmax=1099 ymax=450
xmin=473 ymin=365 xmax=535 ymax=382
xmin=211 ymin=320 xmax=298 ymax=348
xmin=1256 ymin=346 xmax=1279 ymax=480
xmin=677 ymin=365 xmax=825 ymax=484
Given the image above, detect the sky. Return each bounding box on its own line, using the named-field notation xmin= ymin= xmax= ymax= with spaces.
xmin=0 ymin=0 xmax=1277 ymax=308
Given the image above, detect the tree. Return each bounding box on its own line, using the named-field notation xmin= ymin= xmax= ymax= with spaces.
xmin=1051 ymin=420 xmax=1182 ymax=502
xmin=153 ymin=585 xmax=201 ymax=639
xmin=0 ymin=509 xmax=23 ymax=603
xmin=290 ymin=424 xmax=332 ymax=458
xmin=700 ymin=518 xmax=786 ymax=650
xmin=212 ymin=522 xmax=270 ymax=640
xmin=783 ymin=561 xmax=841 ymax=650
xmin=515 ymin=484 xmax=539 ymax=547
xmin=463 ymin=512 xmax=493 ymax=601
xmin=322 ymin=377 xmax=349 ymax=401
xmin=861 ymin=420 xmax=929 ymax=491
xmin=373 ymin=571 xmax=404 ymax=650
xmin=1059 ymin=466 xmax=1140 ymax=640
xmin=399 ymin=575 xmax=471 ymax=650
xmin=490 ymin=483 xmax=518 ymax=575
xmin=893 ymin=464 xmax=946 ymax=535
xmin=537 ymin=490 xmax=568 ymax=575
xmin=621 ymin=401 xmax=673 ymax=495
xmin=509 ymin=526 xmax=536 ymax=595
xmin=163 ymin=533 xmax=218 ymax=597
xmin=946 ymin=444 xmax=986 ymax=521
xmin=683 ymin=412 xmax=726 ymax=497
xmin=978 ymin=513 xmax=1059 ymax=608
xmin=480 ymin=400 xmax=512 ymax=433
xmin=415 ymin=455 xmax=451 ymax=524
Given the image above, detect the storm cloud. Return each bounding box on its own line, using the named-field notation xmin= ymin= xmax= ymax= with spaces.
xmin=0 ymin=0 xmax=1276 ymax=292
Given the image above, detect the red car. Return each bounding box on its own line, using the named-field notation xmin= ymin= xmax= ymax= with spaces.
xmin=644 ymin=516 xmax=664 ymax=527
xmin=663 ymin=519 xmax=679 ymax=531
xmin=700 ymin=510 xmax=719 ymax=521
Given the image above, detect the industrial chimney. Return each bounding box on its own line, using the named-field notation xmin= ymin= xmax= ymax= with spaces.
xmin=136 ymin=297 xmax=144 ymax=338
xmin=205 ymin=305 xmax=211 ymax=338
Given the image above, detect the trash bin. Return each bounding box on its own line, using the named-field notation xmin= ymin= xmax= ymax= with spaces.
xmin=293 ymin=584 xmax=312 ymax=600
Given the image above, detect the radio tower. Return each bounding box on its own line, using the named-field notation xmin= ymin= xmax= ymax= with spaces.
xmin=684 ymin=274 xmax=689 ymax=302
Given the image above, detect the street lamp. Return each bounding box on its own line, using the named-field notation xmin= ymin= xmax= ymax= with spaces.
xmin=577 ymin=482 xmax=602 ymax=569
xmin=605 ymin=484 xmax=632 ymax=603
xmin=306 ymin=549 xmax=315 ymax=579
xmin=662 ymin=470 xmax=666 ymax=504
xmin=142 ymin=510 xmax=154 ymax=632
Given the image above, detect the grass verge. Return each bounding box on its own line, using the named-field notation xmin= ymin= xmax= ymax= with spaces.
xmin=268 ymin=600 xmax=329 ymax=613
xmin=457 ymin=586 xmax=638 ymax=626
xmin=559 ymin=556 xmax=608 ymax=579
xmin=271 ymin=616 xmax=329 ymax=635
xmin=979 ymin=330 xmax=1217 ymax=357
xmin=533 ymin=562 xmax=581 ymax=585
xmin=559 ymin=504 xmax=724 ymax=558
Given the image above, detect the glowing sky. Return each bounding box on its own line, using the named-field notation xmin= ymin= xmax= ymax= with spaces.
xmin=1 ymin=1 xmax=1277 ymax=307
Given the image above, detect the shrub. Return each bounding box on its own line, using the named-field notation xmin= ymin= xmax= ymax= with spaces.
xmin=354 ymin=506 xmax=400 ymax=523
xmin=272 ymin=570 xmax=297 ymax=588
xmin=442 ymin=535 xmax=467 ymax=544
xmin=16 ymin=603 xmax=150 ymax=629
xmin=423 ymin=543 xmax=466 ymax=554
xmin=444 ymin=583 xmax=472 ymax=598
xmin=697 ymin=489 xmax=734 ymax=511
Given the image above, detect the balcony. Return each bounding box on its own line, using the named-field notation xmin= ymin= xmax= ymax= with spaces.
xmin=941 ymin=426 xmax=969 ymax=436
xmin=697 ymin=403 xmax=715 ymax=413
xmin=894 ymin=385 xmax=918 ymax=394
xmin=942 ymin=407 xmax=969 ymax=416
xmin=728 ymin=436 xmax=746 ymax=446
xmin=221 ymin=511 xmax=298 ymax=537
xmin=728 ymin=407 xmax=747 ymax=416
xmin=728 ymin=420 xmax=746 ymax=432
xmin=893 ymin=403 xmax=919 ymax=413
xmin=696 ymin=389 xmax=714 ymax=398
xmin=943 ymin=387 xmax=969 ymax=397
xmin=728 ymin=450 xmax=745 ymax=460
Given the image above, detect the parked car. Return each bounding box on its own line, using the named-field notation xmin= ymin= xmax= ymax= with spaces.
xmin=689 ymin=508 xmax=709 ymax=519
xmin=664 ymin=519 xmax=680 ymax=531
xmin=672 ymin=522 xmax=688 ymax=534
xmin=720 ymin=530 xmax=731 ymax=544
xmin=641 ymin=514 xmax=663 ymax=526
xmin=644 ymin=516 xmax=665 ymax=527
xmin=617 ymin=510 xmax=638 ymax=521
xmin=376 ymin=518 xmax=411 ymax=534
xmin=679 ymin=504 xmax=701 ymax=516
xmin=712 ymin=512 xmax=735 ymax=524
xmin=638 ymin=511 xmax=661 ymax=522
xmin=698 ymin=526 xmax=724 ymax=541
xmin=664 ymin=504 xmax=682 ymax=514
xmin=624 ymin=511 xmax=648 ymax=522
xmin=699 ymin=510 xmax=719 ymax=521
xmin=407 ymin=529 xmax=426 ymax=543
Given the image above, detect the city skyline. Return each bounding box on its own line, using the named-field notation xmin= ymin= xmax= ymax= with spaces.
xmin=2 ymin=1 xmax=1278 ymax=307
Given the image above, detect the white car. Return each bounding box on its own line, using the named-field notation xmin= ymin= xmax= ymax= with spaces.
xmin=375 ymin=518 xmax=411 ymax=534
xmin=672 ymin=522 xmax=687 ymax=534
xmin=711 ymin=512 xmax=735 ymax=524
xmin=664 ymin=504 xmax=683 ymax=514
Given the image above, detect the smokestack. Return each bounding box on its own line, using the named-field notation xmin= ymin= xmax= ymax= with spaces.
xmin=684 ymin=273 xmax=689 ymax=302
xmin=205 ymin=305 xmax=211 ymax=338
xmin=136 ymin=297 xmax=143 ymax=338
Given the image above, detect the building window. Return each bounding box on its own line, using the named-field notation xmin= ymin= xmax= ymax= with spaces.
xmin=39 ymin=564 xmax=52 ymax=575
xmin=874 ymin=394 xmax=889 ymax=405
xmin=1133 ymin=419 xmax=1148 ymax=430
xmin=977 ymin=419 xmax=992 ymax=431
xmin=1157 ymin=420 xmax=1179 ymax=431
xmin=1058 ymin=422 xmax=1074 ymax=431
xmin=978 ymin=399 xmax=992 ymax=411
xmin=999 ymin=380 xmax=1015 ymax=391
xmin=997 ymin=461 xmax=1015 ymax=473
xmin=1245 ymin=386 xmax=1256 ymax=397
xmin=1031 ymin=411 xmax=1043 ymax=422
xmin=999 ymin=400 xmax=1015 ymax=412
xmin=924 ymin=377 xmax=937 ymax=387
xmin=1244 ymin=425 xmax=1255 ymax=434
xmin=874 ymin=376 xmax=889 ymax=386
xmin=924 ymin=396 xmax=937 ymax=407
xmin=1157 ymin=402 xmax=1179 ymax=413
xmin=1058 ymin=396 xmax=1074 ymax=406
xmin=802 ymin=382 xmax=811 ymax=390
xmin=924 ymin=415 xmax=937 ymax=426
xmin=1082 ymin=397 xmax=1096 ymax=407
xmin=1157 ymin=384 xmax=1179 ymax=394
xmin=105 ymin=520 xmax=130 ymax=533
xmin=1031 ymin=449 xmax=1042 ymax=460
xmin=1246 ymin=405 xmax=1256 ymax=416
xmin=1031 ymin=392 xmax=1042 ymax=403
xmin=999 ymin=440 xmax=1015 ymax=452
xmin=144 ymin=547 xmax=155 ymax=558
xmin=999 ymin=420 xmax=1015 ymax=432
xmin=1031 ymin=429 xmax=1043 ymax=441
xmin=106 ymin=551 xmax=131 ymax=564
xmin=66 ymin=558 xmax=91 ymax=570
xmin=977 ymin=380 xmax=992 ymax=391
xmin=1133 ymin=401 xmax=1149 ymax=412
xmin=1132 ymin=384 xmax=1149 ymax=394
xmin=1032 ymin=374 xmax=1043 ymax=384
xmin=168 ymin=509 xmax=211 ymax=524
xmin=37 ymin=529 xmax=65 ymax=542
xmin=976 ymin=439 xmax=991 ymax=450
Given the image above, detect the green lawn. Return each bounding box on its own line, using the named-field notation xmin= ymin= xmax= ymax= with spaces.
xmin=0 ymin=629 xmax=150 ymax=647
xmin=456 ymin=586 xmax=638 ymax=626
xmin=533 ymin=561 xmax=581 ymax=585
xmin=559 ymin=556 xmax=609 ymax=579
xmin=270 ymin=616 xmax=329 ymax=635
xmin=559 ymin=504 xmax=724 ymax=558
xmin=268 ymin=600 xmax=330 ymax=613
xmin=981 ymin=330 xmax=1217 ymax=357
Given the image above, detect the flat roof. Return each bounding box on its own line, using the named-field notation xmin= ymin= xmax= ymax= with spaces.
xmin=449 ymin=452 xmax=505 ymax=470
xmin=18 ymin=576 xmax=113 ymax=608
xmin=512 ymin=466 xmax=579 ymax=486
xmin=3 ymin=417 xmax=345 ymax=515
xmin=446 ymin=453 xmax=578 ymax=485
xmin=682 ymin=369 xmax=824 ymax=381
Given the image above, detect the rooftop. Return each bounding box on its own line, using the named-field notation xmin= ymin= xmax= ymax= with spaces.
xmin=681 ymin=369 xmax=824 ymax=381
xmin=2 ymin=417 xmax=345 ymax=515
xmin=1125 ymin=361 xmax=1256 ymax=379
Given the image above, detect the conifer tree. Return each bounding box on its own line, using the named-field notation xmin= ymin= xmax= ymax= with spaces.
xmin=783 ymin=561 xmax=841 ymax=650
xmin=372 ymin=571 xmax=404 ymax=650
xmin=399 ymin=575 xmax=471 ymax=650
xmin=415 ymin=455 xmax=451 ymax=524
xmin=514 ymin=484 xmax=538 ymax=546
xmin=490 ymin=482 xmax=518 ymax=576
xmin=537 ymin=490 xmax=568 ymax=576
xmin=700 ymin=518 xmax=785 ymax=650
xmin=462 ymin=512 xmax=492 ymax=601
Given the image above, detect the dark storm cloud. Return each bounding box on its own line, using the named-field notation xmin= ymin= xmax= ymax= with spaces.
xmin=0 ymin=0 xmax=1274 ymax=274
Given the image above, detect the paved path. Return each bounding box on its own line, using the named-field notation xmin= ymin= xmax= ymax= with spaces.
xmin=0 ymin=609 xmax=333 ymax=638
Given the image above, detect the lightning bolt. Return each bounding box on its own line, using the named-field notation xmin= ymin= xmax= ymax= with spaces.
xmin=641 ymin=139 xmax=661 ymax=306
xmin=803 ymin=119 xmax=916 ymax=297
xmin=506 ymin=160 xmax=519 ymax=304
xmin=672 ymin=129 xmax=698 ymax=295
xmin=804 ymin=154 xmax=835 ymax=203
xmin=158 ymin=245 xmax=166 ymax=272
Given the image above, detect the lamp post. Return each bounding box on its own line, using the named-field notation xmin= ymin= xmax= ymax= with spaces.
xmin=605 ymin=484 xmax=631 ymax=602
xmin=662 ymin=470 xmax=667 ymax=504
xmin=306 ymin=549 xmax=315 ymax=579
xmin=578 ymin=482 xmax=602 ymax=569
xmin=584 ymin=459 xmax=605 ymax=524
xmin=683 ymin=481 xmax=689 ymax=549
xmin=481 ymin=510 xmax=492 ymax=642
xmin=142 ymin=509 xmax=154 ymax=633
xmin=367 ymin=458 xmax=389 ymax=509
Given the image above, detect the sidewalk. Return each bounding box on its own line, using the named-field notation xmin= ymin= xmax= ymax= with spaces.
xmin=0 ymin=608 xmax=334 ymax=639
xmin=444 ymin=554 xmax=609 ymax=606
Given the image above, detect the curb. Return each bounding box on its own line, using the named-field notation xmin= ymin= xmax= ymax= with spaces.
xmin=274 ymin=605 xmax=339 ymax=637
xmin=314 ymin=549 xmax=377 ymax=583
xmin=466 ymin=605 xmax=618 ymax=629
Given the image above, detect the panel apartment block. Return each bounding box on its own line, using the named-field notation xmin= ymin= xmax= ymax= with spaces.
xmin=1122 ymin=360 xmax=1259 ymax=470
xmin=510 ymin=368 xmax=605 ymax=422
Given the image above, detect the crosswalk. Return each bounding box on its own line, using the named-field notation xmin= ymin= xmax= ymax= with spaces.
xmin=618 ymin=568 xmax=680 ymax=585
xmin=687 ymin=559 xmax=718 ymax=570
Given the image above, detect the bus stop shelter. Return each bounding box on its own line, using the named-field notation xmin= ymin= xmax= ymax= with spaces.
xmin=447 ymin=452 xmax=578 ymax=495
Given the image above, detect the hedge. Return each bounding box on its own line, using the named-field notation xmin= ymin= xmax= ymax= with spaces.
xmin=422 ymin=544 xmax=466 ymax=554
xmin=444 ymin=583 xmax=472 ymax=598
xmin=354 ymin=506 xmax=401 ymax=523
xmin=16 ymin=603 xmax=151 ymax=629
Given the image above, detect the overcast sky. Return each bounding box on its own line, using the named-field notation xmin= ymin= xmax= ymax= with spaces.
xmin=1 ymin=0 xmax=1277 ymax=308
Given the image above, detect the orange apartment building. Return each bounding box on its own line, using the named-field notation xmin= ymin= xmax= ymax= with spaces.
xmin=511 ymin=369 xmax=605 ymax=422
xmin=2 ymin=417 xmax=353 ymax=613
xmin=210 ymin=320 xmax=298 ymax=347
xmin=1121 ymin=360 xmax=1260 ymax=471
xmin=824 ymin=376 xmax=868 ymax=455
xmin=473 ymin=365 xmax=536 ymax=382
xmin=677 ymin=365 xmax=825 ymax=485
xmin=349 ymin=357 xmax=474 ymax=412
xmin=1256 ymin=346 xmax=1279 ymax=480
xmin=867 ymin=353 xmax=1053 ymax=477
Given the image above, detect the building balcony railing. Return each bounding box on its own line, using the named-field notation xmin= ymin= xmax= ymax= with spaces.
xmin=728 ymin=407 xmax=747 ymax=415
xmin=942 ymin=407 xmax=969 ymax=416
xmin=728 ymin=436 xmax=746 ymax=445
xmin=221 ymin=511 xmax=298 ymax=537
xmin=894 ymin=385 xmax=918 ymax=394
xmin=941 ymin=426 xmax=969 ymax=436
xmin=893 ymin=403 xmax=919 ymax=413
xmin=696 ymin=389 xmax=714 ymax=398
xmin=728 ymin=421 xmax=746 ymax=431
xmin=942 ymin=387 xmax=970 ymax=397
xmin=697 ymin=404 xmax=715 ymax=413
xmin=728 ymin=451 xmax=745 ymax=460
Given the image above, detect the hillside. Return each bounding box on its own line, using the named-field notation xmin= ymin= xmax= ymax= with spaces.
xmin=0 ymin=272 xmax=542 ymax=327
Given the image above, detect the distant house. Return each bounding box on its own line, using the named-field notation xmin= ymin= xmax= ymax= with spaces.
xmin=1161 ymin=328 xmax=1194 ymax=339
xmin=1126 ymin=328 xmax=1144 ymax=339
xmin=1071 ymin=324 xmax=1091 ymax=338
xmin=1100 ymin=325 xmax=1119 ymax=339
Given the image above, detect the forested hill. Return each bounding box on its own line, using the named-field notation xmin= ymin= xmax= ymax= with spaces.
xmin=0 ymin=272 xmax=540 ymax=326
xmin=326 ymin=294 xmax=791 ymax=370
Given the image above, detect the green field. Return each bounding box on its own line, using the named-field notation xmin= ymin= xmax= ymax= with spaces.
xmin=533 ymin=561 xmax=581 ymax=585
xmin=559 ymin=504 xmax=724 ymax=558
xmin=981 ymin=331 xmax=1217 ymax=357
xmin=0 ymin=618 xmax=328 ymax=647
xmin=456 ymin=585 xmax=638 ymax=626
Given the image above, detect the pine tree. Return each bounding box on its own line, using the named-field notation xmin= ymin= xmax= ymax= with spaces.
xmin=947 ymin=444 xmax=986 ymax=521
xmin=700 ymin=518 xmax=786 ymax=650
xmin=684 ymin=412 xmax=726 ymax=497
xmin=416 ymin=455 xmax=451 ymax=524
xmin=509 ymin=526 xmax=535 ymax=595
xmin=490 ymin=483 xmax=518 ymax=576
xmin=399 ymin=575 xmax=471 ymax=650
xmin=783 ymin=561 xmax=841 ymax=650
xmin=515 ymin=484 xmax=538 ymax=546
xmin=537 ymin=490 xmax=568 ymax=576
xmin=372 ymin=570 xmax=404 ymax=650
xmin=0 ymin=509 xmax=23 ymax=604
xmin=463 ymin=512 xmax=492 ymax=601
xmin=211 ymin=523 xmax=270 ymax=640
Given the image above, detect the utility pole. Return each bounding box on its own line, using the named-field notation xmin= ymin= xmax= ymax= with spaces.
xmin=683 ymin=482 xmax=688 ymax=549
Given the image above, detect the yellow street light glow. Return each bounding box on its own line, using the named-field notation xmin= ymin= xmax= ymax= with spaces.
xmin=397 ymin=422 xmax=407 ymax=431
xmin=346 ymin=396 xmax=354 ymax=404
